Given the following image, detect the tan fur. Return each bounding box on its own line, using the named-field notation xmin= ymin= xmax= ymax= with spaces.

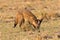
xmin=14 ymin=8 xmax=43 ymax=29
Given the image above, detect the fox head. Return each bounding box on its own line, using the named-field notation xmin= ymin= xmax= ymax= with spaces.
xmin=32 ymin=18 xmax=43 ymax=29
xmin=36 ymin=18 xmax=44 ymax=29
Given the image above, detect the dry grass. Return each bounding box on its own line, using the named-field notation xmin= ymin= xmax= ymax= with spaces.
xmin=0 ymin=0 xmax=60 ymax=40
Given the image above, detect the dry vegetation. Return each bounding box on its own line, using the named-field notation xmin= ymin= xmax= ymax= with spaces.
xmin=0 ymin=0 xmax=60 ymax=40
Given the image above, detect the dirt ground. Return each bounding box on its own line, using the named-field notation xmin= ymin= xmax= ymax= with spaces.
xmin=0 ymin=0 xmax=60 ymax=40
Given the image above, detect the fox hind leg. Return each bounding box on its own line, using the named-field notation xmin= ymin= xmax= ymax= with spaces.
xmin=19 ymin=19 xmax=25 ymax=27
xmin=14 ymin=20 xmax=18 ymax=28
xmin=14 ymin=23 xmax=17 ymax=28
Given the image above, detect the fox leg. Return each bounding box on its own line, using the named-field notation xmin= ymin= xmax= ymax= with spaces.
xmin=28 ymin=21 xmax=37 ymax=31
xmin=19 ymin=19 xmax=25 ymax=27
xmin=14 ymin=19 xmax=18 ymax=28
xmin=13 ymin=15 xmax=19 ymax=28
